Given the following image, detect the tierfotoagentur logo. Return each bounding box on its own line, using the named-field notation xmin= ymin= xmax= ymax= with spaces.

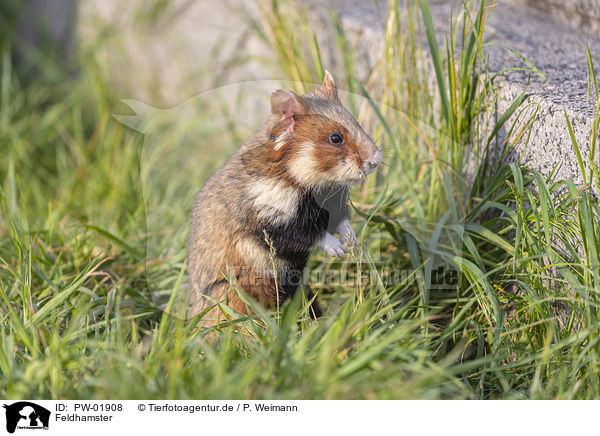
xmin=2 ymin=402 xmax=50 ymax=434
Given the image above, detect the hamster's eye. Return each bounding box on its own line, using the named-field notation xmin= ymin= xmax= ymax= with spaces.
xmin=329 ymin=133 xmax=344 ymax=145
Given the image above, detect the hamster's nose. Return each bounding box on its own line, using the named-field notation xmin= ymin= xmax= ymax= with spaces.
xmin=363 ymin=158 xmax=379 ymax=174
xmin=364 ymin=159 xmax=378 ymax=171
xmin=363 ymin=149 xmax=382 ymax=174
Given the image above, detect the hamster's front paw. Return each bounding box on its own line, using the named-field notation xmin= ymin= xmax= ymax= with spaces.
xmin=337 ymin=218 xmax=357 ymax=247
xmin=319 ymin=232 xmax=349 ymax=258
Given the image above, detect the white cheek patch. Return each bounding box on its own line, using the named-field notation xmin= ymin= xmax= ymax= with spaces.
xmin=247 ymin=177 xmax=300 ymax=225
xmin=329 ymin=160 xmax=363 ymax=184
xmin=288 ymin=141 xmax=364 ymax=186
xmin=287 ymin=141 xmax=321 ymax=187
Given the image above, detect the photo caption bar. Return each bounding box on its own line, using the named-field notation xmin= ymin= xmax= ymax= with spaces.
xmin=0 ymin=400 xmax=594 ymax=435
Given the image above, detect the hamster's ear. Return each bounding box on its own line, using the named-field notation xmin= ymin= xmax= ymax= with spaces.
xmin=271 ymin=89 xmax=305 ymax=132
xmin=321 ymin=70 xmax=338 ymax=100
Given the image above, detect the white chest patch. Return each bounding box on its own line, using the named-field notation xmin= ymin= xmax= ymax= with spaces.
xmin=247 ymin=177 xmax=300 ymax=225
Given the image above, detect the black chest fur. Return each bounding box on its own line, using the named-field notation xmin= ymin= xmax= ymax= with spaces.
xmin=257 ymin=190 xmax=328 ymax=267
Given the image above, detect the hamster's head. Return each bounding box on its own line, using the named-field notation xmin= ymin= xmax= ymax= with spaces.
xmin=268 ymin=71 xmax=382 ymax=188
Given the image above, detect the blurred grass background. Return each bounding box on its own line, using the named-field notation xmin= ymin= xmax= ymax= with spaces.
xmin=1 ymin=0 xmax=600 ymax=399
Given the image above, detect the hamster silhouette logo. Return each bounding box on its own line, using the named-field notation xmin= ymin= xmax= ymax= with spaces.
xmin=2 ymin=402 xmax=50 ymax=433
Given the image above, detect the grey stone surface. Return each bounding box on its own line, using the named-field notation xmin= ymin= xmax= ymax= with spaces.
xmin=526 ymin=0 xmax=600 ymax=34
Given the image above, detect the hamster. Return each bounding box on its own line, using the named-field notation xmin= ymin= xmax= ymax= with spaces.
xmin=188 ymin=71 xmax=381 ymax=324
